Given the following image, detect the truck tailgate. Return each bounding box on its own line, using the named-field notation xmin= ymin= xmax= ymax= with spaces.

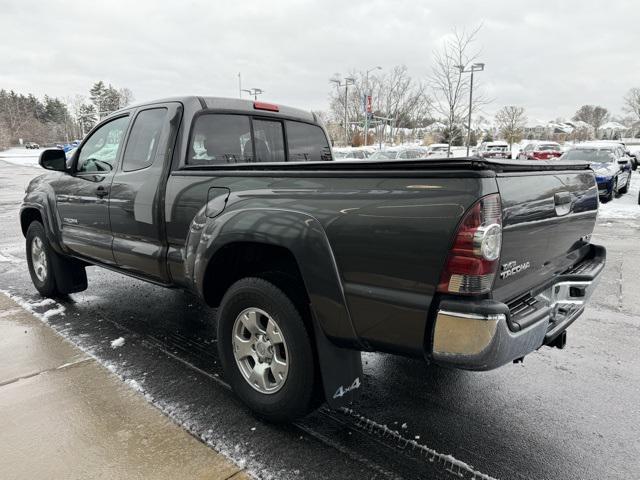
xmin=492 ymin=169 xmax=598 ymax=303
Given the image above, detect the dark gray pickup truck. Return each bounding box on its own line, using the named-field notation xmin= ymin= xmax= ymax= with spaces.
xmin=21 ymin=96 xmax=605 ymax=421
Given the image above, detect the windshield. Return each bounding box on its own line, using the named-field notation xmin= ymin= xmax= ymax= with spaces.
xmin=563 ymin=149 xmax=615 ymax=162
xmin=487 ymin=145 xmax=508 ymax=151
xmin=536 ymin=144 xmax=559 ymax=151
xmin=431 ymin=146 xmax=448 ymax=152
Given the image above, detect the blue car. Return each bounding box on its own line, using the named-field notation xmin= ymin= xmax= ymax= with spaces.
xmin=561 ymin=145 xmax=632 ymax=202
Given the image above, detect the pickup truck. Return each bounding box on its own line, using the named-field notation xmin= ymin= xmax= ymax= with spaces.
xmin=21 ymin=96 xmax=605 ymax=422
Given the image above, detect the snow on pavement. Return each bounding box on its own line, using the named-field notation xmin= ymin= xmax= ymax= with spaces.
xmin=0 ymin=147 xmax=42 ymax=167
xmin=598 ymin=170 xmax=640 ymax=220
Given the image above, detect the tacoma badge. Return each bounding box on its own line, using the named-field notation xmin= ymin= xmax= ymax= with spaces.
xmin=500 ymin=260 xmax=530 ymax=279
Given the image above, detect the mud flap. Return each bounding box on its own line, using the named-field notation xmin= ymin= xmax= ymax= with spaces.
xmin=49 ymin=252 xmax=87 ymax=294
xmin=312 ymin=319 xmax=363 ymax=409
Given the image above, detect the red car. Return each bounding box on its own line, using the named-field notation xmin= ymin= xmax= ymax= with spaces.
xmin=518 ymin=142 xmax=562 ymax=160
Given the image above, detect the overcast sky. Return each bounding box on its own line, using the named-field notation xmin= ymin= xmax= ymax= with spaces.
xmin=1 ymin=0 xmax=638 ymax=121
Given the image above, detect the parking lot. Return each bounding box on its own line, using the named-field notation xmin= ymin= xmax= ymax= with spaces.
xmin=0 ymin=151 xmax=639 ymax=480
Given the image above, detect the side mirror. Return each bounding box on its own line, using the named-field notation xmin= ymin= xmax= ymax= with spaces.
xmin=39 ymin=148 xmax=67 ymax=172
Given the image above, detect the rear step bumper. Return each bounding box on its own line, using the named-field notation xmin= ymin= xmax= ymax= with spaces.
xmin=430 ymin=244 xmax=605 ymax=371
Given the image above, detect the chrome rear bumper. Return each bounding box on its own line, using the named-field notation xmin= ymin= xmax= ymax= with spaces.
xmin=431 ymin=244 xmax=605 ymax=371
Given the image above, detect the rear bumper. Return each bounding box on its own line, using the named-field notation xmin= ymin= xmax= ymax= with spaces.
xmin=430 ymin=244 xmax=605 ymax=370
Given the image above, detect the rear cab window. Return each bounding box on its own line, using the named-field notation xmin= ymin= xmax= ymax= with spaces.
xmin=187 ymin=113 xmax=332 ymax=165
xmin=286 ymin=121 xmax=332 ymax=162
xmin=253 ymin=119 xmax=285 ymax=162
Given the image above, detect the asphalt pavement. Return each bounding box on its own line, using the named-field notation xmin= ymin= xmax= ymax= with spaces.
xmin=0 ymin=157 xmax=638 ymax=480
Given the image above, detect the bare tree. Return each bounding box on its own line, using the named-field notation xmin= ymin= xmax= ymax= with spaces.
xmin=118 ymin=88 xmax=135 ymax=107
xmin=0 ymin=91 xmax=33 ymax=140
xmin=0 ymin=120 xmax=10 ymax=150
xmin=573 ymin=105 xmax=610 ymax=138
xmin=328 ymin=65 xmax=430 ymax=146
xmin=623 ymin=89 xmax=640 ymax=137
xmin=428 ymin=26 xmax=486 ymax=154
xmin=495 ymin=106 xmax=527 ymax=150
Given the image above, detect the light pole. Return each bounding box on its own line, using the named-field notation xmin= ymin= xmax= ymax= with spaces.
xmin=457 ymin=62 xmax=485 ymax=156
xmin=330 ymin=76 xmax=355 ymax=146
xmin=242 ymin=88 xmax=264 ymax=100
xmin=364 ymin=66 xmax=382 ymax=146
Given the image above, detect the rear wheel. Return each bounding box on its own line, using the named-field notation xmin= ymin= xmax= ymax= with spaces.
xmin=217 ymin=277 xmax=317 ymax=422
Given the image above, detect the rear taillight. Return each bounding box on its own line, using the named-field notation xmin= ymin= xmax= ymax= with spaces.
xmin=437 ymin=194 xmax=502 ymax=295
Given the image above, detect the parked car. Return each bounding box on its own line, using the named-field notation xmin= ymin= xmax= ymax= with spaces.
xmin=24 ymin=142 xmax=39 ymax=149
xmin=477 ymin=141 xmax=511 ymax=159
xmin=333 ymin=148 xmax=370 ymax=160
xmin=23 ymin=96 xmax=605 ymax=422
xmin=64 ymin=147 xmax=77 ymax=160
xmin=425 ymin=143 xmax=450 ymax=158
xmin=584 ymin=140 xmax=638 ymax=171
xmin=561 ymin=145 xmax=632 ymax=201
xmin=368 ymin=147 xmax=425 ymax=160
xmin=518 ymin=142 xmax=563 ymax=160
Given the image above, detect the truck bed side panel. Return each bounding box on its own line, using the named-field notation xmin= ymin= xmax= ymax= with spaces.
xmin=165 ymin=171 xmax=498 ymax=355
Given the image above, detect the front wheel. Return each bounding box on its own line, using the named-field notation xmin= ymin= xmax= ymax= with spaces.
xmin=608 ymin=178 xmax=618 ymax=201
xmin=217 ymin=277 xmax=317 ymax=422
xmin=26 ymin=221 xmax=59 ymax=297
xmin=619 ymin=174 xmax=630 ymax=194
xmin=26 ymin=221 xmax=87 ymax=297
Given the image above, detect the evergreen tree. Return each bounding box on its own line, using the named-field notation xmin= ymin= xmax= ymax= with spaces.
xmin=102 ymin=84 xmax=123 ymax=113
xmin=89 ymin=81 xmax=106 ymax=119
xmin=78 ymin=104 xmax=97 ymax=134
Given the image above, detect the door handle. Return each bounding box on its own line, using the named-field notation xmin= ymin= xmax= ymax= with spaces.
xmin=95 ymin=186 xmax=109 ymax=198
xmin=554 ymin=192 xmax=571 ymax=205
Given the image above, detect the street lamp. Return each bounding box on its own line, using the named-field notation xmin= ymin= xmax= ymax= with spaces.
xmin=330 ymin=76 xmax=356 ymax=146
xmin=242 ymin=88 xmax=264 ymax=100
xmin=364 ymin=66 xmax=382 ymax=146
xmin=457 ymin=62 xmax=485 ymax=156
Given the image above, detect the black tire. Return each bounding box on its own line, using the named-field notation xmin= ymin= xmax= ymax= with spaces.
xmin=619 ymin=174 xmax=630 ymax=194
xmin=26 ymin=221 xmax=87 ymax=297
xmin=217 ymin=277 xmax=317 ymax=422
xmin=610 ymin=178 xmax=618 ymax=200
xmin=26 ymin=221 xmax=60 ymax=297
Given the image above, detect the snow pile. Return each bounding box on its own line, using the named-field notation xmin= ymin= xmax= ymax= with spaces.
xmin=0 ymin=147 xmax=41 ymax=167
xmin=598 ymin=171 xmax=640 ymax=220
xmin=41 ymin=305 xmax=66 ymax=320
xmin=110 ymin=337 xmax=125 ymax=349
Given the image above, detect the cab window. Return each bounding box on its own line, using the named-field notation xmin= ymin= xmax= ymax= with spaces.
xmin=189 ymin=114 xmax=253 ymax=165
xmin=122 ymin=108 xmax=167 ymax=171
xmin=77 ymin=116 xmax=129 ymax=173
xmin=286 ymin=121 xmax=332 ymax=161
xmin=252 ymin=119 xmax=285 ymax=162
